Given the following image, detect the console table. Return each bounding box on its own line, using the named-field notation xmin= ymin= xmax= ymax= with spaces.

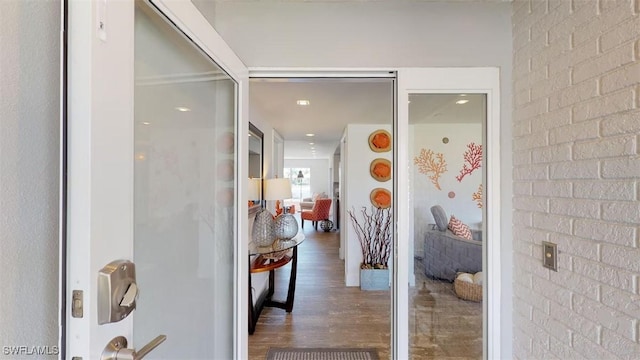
xmin=248 ymin=233 xmax=305 ymax=334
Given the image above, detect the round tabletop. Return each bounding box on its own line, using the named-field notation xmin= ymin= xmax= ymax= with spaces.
xmin=249 ymin=232 xmax=305 ymax=256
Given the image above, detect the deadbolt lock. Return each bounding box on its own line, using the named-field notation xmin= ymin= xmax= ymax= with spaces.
xmin=98 ymin=260 xmax=139 ymax=325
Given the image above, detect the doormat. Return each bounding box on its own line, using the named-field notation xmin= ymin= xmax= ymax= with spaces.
xmin=266 ymin=347 xmax=379 ymax=360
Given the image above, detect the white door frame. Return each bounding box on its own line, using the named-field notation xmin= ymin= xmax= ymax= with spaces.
xmin=249 ymin=68 xmax=502 ymax=359
xmin=397 ymin=68 xmax=501 ymax=360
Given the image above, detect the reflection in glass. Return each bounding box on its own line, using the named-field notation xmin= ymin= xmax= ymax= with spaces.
xmin=408 ymin=94 xmax=485 ymax=359
xmin=133 ymin=3 xmax=236 ymax=359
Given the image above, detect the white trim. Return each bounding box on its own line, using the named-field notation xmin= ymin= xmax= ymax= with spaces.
xmin=149 ymin=0 xmax=248 ymax=81
xmin=395 ymin=76 xmax=409 ymax=360
xmin=66 ymin=1 xmax=135 ymax=355
xmin=249 ymin=68 xmax=396 ymax=78
xmin=397 ymin=67 xmax=501 ymax=360
xmin=272 ymin=129 xmax=284 ymax=178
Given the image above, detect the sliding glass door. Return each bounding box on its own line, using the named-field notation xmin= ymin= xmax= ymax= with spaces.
xmin=396 ymin=68 xmax=501 ymax=359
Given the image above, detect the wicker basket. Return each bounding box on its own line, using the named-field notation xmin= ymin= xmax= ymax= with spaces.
xmin=454 ymin=278 xmax=482 ymax=302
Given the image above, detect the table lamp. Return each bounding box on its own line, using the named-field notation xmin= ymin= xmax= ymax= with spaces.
xmin=264 ymin=178 xmax=298 ymax=241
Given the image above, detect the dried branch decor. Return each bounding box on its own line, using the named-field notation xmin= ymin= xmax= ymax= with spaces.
xmin=456 ymin=142 xmax=482 ymax=182
xmin=414 ymin=148 xmax=447 ymax=190
xmin=348 ymin=207 xmax=392 ymax=269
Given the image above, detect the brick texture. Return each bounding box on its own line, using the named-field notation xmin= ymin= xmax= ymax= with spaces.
xmin=512 ymin=0 xmax=640 ymax=358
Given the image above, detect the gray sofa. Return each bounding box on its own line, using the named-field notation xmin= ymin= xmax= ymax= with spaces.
xmin=422 ymin=206 xmax=482 ymax=282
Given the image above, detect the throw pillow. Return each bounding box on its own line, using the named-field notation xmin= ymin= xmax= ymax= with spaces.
xmin=430 ymin=205 xmax=448 ymax=232
xmin=448 ymin=215 xmax=472 ymax=240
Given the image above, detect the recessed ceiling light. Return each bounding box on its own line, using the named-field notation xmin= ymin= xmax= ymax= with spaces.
xmin=456 ymin=99 xmax=469 ymax=105
xmin=296 ymin=100 xmax=310 ymax=106
xmin=142 ymin=121 xmax=151 ymax=125
xmin=309 ymin=142 xmax=314 ymax=145
xmin=459 ymin=94 xmax=467 ymax=97
xmin=306 ymin=133 xmax=315 ymax=137
xmin=175 ymin=106 xmax=191 ymax=112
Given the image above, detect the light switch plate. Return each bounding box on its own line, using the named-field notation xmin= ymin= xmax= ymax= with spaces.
xmin=542 ymin=241 xmax=558 ymax=271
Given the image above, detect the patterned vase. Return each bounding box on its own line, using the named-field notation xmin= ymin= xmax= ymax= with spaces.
xmin=320 ymin=219 xmax=333 ymax=232
xmin=252 ymin=209 xmax=275 ymax=247
xmin=274 ymin=213 xmax=298 ymax=240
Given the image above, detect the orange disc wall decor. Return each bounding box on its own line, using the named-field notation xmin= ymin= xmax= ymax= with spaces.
xmin=370 ymin=188 xmax=392 ymax=209
xmin=368 ymin=129 xmax=392 ymax=152
xmin=370 ymin=158 xmax=391 ymax=182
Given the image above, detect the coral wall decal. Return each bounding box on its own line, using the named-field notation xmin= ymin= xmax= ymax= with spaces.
xmin=472 ymin=183 xmax=483 ymax=208
xmin=414 ymin=148 xmax=447 ymax=190
xmin=456 ymin=142 xmax=483 ymax=182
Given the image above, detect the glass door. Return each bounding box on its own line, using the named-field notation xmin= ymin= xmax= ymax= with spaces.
xmin=65 ymin=0 xmax=250 ymax=358
xmin=395 ymin=68 xmax=502 ymax=359
xmin=407 ymin=93 xmax=485 ymax=359
xmin=132 ymin=3 xmax=236 ymax=358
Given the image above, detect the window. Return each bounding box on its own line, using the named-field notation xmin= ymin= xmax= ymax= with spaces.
xmin=284 ymin=168 xmax=311 ymax=200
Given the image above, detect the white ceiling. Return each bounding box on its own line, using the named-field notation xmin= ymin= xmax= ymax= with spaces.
xmin=249 ymin=78 xmax=484 ymax=159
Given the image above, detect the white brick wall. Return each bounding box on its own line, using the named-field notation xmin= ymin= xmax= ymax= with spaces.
xmin=512 ymin=0 xmax=640 ymax=359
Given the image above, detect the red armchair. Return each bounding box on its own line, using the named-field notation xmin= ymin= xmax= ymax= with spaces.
xmin=300 ymin=198 xmax=332 ymax=230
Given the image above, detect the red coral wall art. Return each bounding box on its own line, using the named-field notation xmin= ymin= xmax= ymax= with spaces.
xmin=414 ymin=148 xmax=447 ymax=190
xmin=456 ymin=142 xmax=482 ymax=182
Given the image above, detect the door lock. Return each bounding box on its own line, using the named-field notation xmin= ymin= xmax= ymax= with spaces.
xmin=98 ymin=260 xmax=138 ymax=324
xmin=101 ymin=335 xmax=167 ymax=360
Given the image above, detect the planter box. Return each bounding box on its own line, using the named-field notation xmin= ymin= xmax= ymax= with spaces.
xmin=360 ymin=268 xmax=389 ymax=291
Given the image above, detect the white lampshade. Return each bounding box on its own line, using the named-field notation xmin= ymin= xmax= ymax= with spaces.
xmin=248 ymin=178 xmax=261 ymax=200
xmin=264 ymin=178 xmax=292 ymax=201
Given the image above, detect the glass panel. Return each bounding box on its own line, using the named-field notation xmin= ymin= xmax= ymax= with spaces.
xmin=133 ymin=3 xmax=236 ymax=359
xmin=408 ymin=94 xmax=485 ymax=359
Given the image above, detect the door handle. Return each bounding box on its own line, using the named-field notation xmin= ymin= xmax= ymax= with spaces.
xmin=101 ymin=335 xmax=167 ymax=360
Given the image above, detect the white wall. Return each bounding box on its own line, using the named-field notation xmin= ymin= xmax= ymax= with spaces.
xmin=208 ymin=2 xmax=513 ymax=354
xmin=0 ymin=0 xmax=60 ymax=355
xmin=512 ymin=0 xmax=640 ymax=358
xmin=284 ymin=158 xmax=330 ymax=200
xmin=344 ymin=124 xmax=392 ymax=286
xmin=411 ymin=123 xmax=483 ymax=228
xmin=209 ymin=1 xmax=511 ymax=69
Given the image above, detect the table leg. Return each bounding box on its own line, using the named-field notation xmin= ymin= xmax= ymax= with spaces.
xmin=248 ymin=259 xmax=256 ymax=335
xmin=249 ymin=246 xmax=299 ymax=333
xmin=285 ymin=245 xmax=298 ymax=312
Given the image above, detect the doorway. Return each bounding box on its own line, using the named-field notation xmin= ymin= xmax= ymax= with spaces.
xmin=248 ymin=68 xmax=502 ymax=359
xmin=247 ymin=77 xmax=395 ymax=358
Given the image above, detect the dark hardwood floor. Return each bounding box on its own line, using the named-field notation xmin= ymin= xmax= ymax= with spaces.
xmin=248 ymin=226 xmax=482 ymax=360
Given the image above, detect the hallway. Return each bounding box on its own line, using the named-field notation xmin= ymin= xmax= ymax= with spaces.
xmin=248 ymin=227 xmax=482 ymax=359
